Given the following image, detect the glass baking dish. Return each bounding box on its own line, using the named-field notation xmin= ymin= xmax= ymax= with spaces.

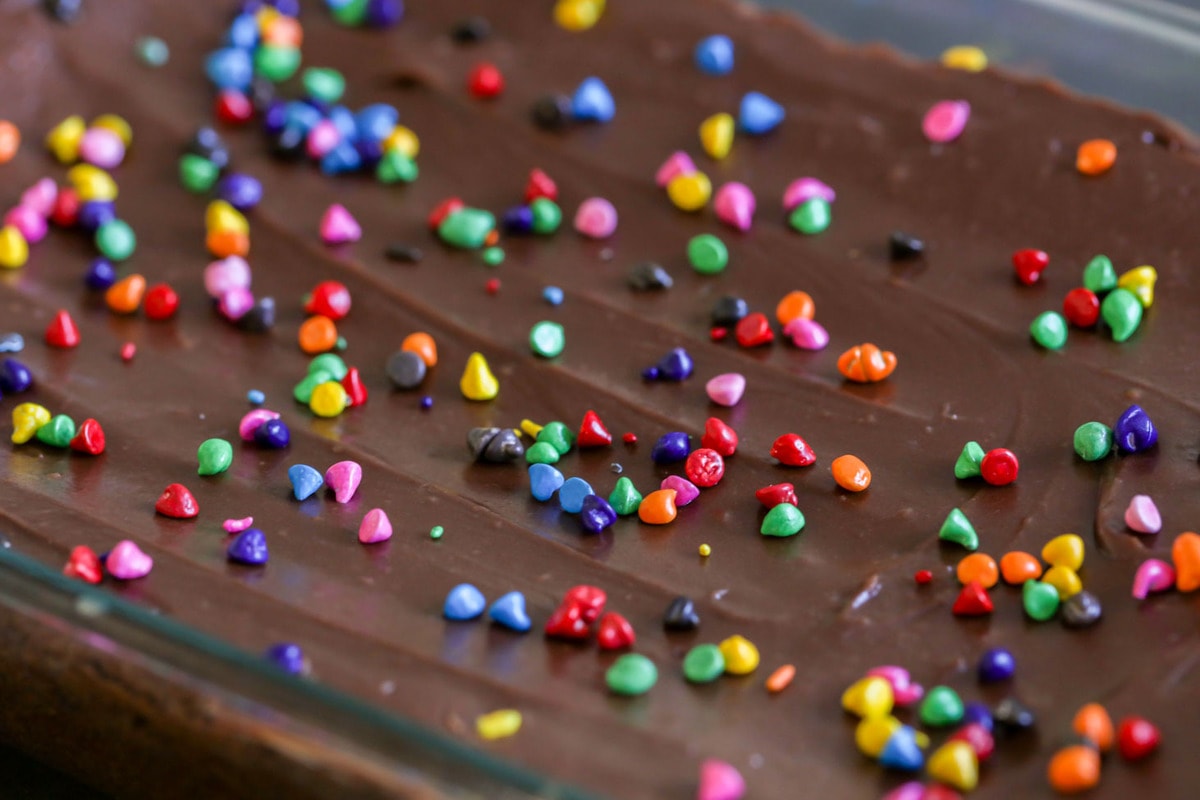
xmin=2 ymin=0 xmax=1198 ymax=796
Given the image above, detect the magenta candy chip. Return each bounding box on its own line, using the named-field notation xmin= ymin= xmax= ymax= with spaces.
xmin=219 ymin=287 xmax=255 ymax=321
xmin=661 ymin=474 xmax=700 ymax=506
xmin=358 ymin=508 xmax=393 ymax=544
xmin=79 ymin=127 xmax=127 ymax=169
xmin=573 ymin=197 xmax=618 ymax=239
xmin=238 ymin=408 xmax=280 ymax=441
xmin=223 ymin=516 xmax=254 ymax=533
xmin=783 ymin=317 xmax=830 ymax=350
xmin=20 ymin=178 xmax=58 ymax=217
xmin=922 ymin=100 xmax=971 ymax=143
xmin=655 ymin=150 xmax=696 ymax=187
xmin=4 ymin=205 xmax=48 ymax=244
xmin=782 ymin=177 xmax=835 ymax=211
xmin=107 ymin=540 xmax=154 ymax=580
xmin=325 ymin=459 xmax=363 ymax=504
xmin=705 ymin=372 xmax=746 ymax=407
xmin=1131 ymin=558 xmax=1175 ymax=599
xmin=866 ymin=664 xmax=924 ymax=706
xmin=320 ymin=203 xmax=362 ymax=245
xmin=713 ymin=181 xmax=756 ymax=232
xmin=696 ymin=759 xmax=745 ymax=800
xmin=204 ymin=255 xmax=252 ymax=298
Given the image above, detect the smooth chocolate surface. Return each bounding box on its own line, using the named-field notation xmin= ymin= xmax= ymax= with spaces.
xmin=1 ymin=1 xmax=1199 ymax=797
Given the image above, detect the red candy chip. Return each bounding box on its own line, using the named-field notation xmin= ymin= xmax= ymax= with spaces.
xmin=51 ymin=186 xmax=80 ymax=228
xmin=144 ymin=283 xmax=180 ymax=321
xmin=755 ymin=483 xmax=797 ymax=508
xmin=734 ymin=312 xmax=774 ymax=348
xmin=428 ymin=197 xmax=465 ymax=230
xmin=524 ymin=168 xmax=558 ymax=203
xmin=621 ymin=432 xmax=637 ymax=445
xmin=980 ymin=448 xmax=1019 ymax=486
xmin=215 ymin=89 xmax=254 ymax=125
xmin=1062 ymin=287 xmax=1100 ymax=328
xmin=1012 ymin=248 xmax=1049 ymax=286
xmin=596 ymin=612 xmax=636 ymax=650
xmin=45 ymin=309 xmax=80 ymax=348
xmin=578 ymin=409 xmax=612 ymax=447
xmin=340 ymin=366 xmax=368 ymax=407
xmin=63 ymin=545 xmax=103 ymax=584
xmin=155 ymin=483 xmax=199 ymax=519
xmin=543 ymin=601 xmax=590 ymax=641
xmin=685 ymin=447 xmax=725 ymax=488
xmin=952 ymin=581 xmax=994 ymax=616
xmin=701 ymin=417 xmax=738 ymax=457
xmin=484 ymin=277 xmax=501 ymax=295
xmin=709 ymin=327 xmax=728 ymax=342
xmin=467 ymin=62 xmax=504 ymax=98
xmin=1117 ymin=716 xmax=1160 ymax=761
xmin=923 ymin=786 xmax=963 ymax=800
xmin=305 ymin=280 xmax=352 ymax=321
xmin=949 ymin=722 xmax=995 ymax=762
xmin=70 ymin=418 xmax=106 ymax=455
xmin=914 ymin=569 xmax=934 ymax=585
xmin=770 ymin=433 xmax=815 ymax=467
xmin=564 ymin=585 xmax=606 ymax=623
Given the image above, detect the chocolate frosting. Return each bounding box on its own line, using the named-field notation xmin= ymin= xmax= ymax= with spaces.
xmin=1 ymin=0 xmax=1199 ymax=797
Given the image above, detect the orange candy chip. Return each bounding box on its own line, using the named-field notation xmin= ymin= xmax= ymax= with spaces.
xmin=999 ymin=551 xmax=1043 ymax=584
xmin=1076 ymin=139 xmax=1116 ymax=176
xmin=831 ymin=454 xmax=871 ymax=492
xmin=1047 ymin=744 xmax=1100 ymax=794
xmin=637 ymin=489 xmax=678 ymax=525
xmin=0 ymin=120 xmax=19 ymax=164
xmin=837 ymin=343 xmax=896 ymax=383
xmin=298 ymin=315 xmax=338 ymax=354
xmin=261 ymin=15 xmax=303 ymax=47
xmin=1172 ymin=531 xmax=1200 ymax=592
xmin=1072 ymin=703 xmax=1114 ymax=752
xmin=206 ymin=228 xmax=250 ymax=258
xmin=956 ymin=553 xmax=999 ymax=589
xmin=765 ymin=664 xmax=795 ymax=694
xmin=401 ymin=331 xmax=438 ymax=367
xmin=105 ymin=274 xmax=146 ymax=314
xmin=775 ymin=290 xmax=815 ymax=326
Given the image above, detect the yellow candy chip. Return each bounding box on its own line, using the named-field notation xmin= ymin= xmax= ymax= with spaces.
xmin=841 ymin=676 xmax=894 ymax=719
xmin=1042 ymin=533 xmax=1085 ymax=572
xmin=855 ymin=715 xmax=901 ymax=758
xmin=205 ymin=200 xmax=250 ymax=235
xmin=255 ymin=5 xmax=282 ymax=32
xmin=309 ymin=381 xmax=349 ymax=418
xmin=1043 ymin=565 xmax=1083 ymax=600
xmin=927 ymin=740 xmax=979 ymax=792
xmin=460 ymin=352 xmax=499 ymax=401
xmin=66 ymin=164 xmax=118 ymax=202
xmin=0 ymin=225 xmax=30 ymax=270
xmin=383 ymin=125 xmax=420 ymax=159
xmin=519 ymin=419 xmax=544 ymax=438
xmin=476 ymin=709 xmax=523 ymax=741
xmin=91 ymin=114 xmax=133 ymax=147
xmin=667 ymin=172 xmax=712 ymax=212
xmin=718 ymin=634 xmax=760 ymax=675
xmin=699 ymin=112 xmax=735 ymax=160
xmin=941 ymin=45 xmax=988 ymax=72
xmin=45 ymin=115 xmax=85 ymax=164
xmin=1117 ymin=265 xmax=1157 ymax=308
xmin=554 ymin=0 xmax=604 ymax=31
xmin=12 ymin=403 xmax=51 ymax=445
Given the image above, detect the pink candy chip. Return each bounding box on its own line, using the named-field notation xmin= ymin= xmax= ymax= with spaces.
xmin=705 ymin=372 xmax=746 ymax=407
xmin=574 ymin=197 xmax=618 ymax=239
xmin=107 ymin=540 xmax=153 ymax=580
xmin=696 ymin=759 xmax=745 ymax=800
xmin=358 ymin=508 xmax=393 ymax=544
xmin=320 ymin=203 xmax=361 ymax=245
xmin=20 ymin=178 xmax=58 ymax=217
xmin=238 ymin=409 xmax=280 ymax=441
xmin=881 ymin=782 xmax=928 ymax=800
xmin=782 ymin=177 xmax=835 ymax=212
xmin=223 ymin=516 xmax=254 ymax=533
xmin=866 ymin=665 xmax=924 ymax=707
xmin=782 ymin=317 xmax=829 ymax=350
xmin=1132 ymin=558 xmax=1176 ymax=599
xmin=4 ymin=205 xmax=48 ymax=244
xmin=78 ymin=127 xmax=126 ymax=169
xmin=655 ymin=150 xmax=697 ymax=187
xmin=306 ymin=119 xmax=341 ymax=159
xmin=662 ymin=475 xmax=700 ymax=507
xmin=204 ymin=255 xmax=252 ymax=298
xmin=713 ymin=182 xmax=756 ymax=232
xmin=218 ymin=287 xmax=255 ymax=321
xmin=922 ymin=100 xmax=971 ymax=143
xmin=325 ymin=460 xmax=363 ymax=504
xmin=1125 ymin=494 xmax=1162 ymax=534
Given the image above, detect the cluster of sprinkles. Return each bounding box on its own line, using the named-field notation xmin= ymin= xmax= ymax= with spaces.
xmin=0 ymin=1 xmax=1193 ymax=798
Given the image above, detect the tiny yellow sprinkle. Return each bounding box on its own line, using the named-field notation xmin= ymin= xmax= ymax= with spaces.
xmin=940 ymin=45 xmax=988 ymax=72
xmin=698 ymin=543 xmax=711 ymax=557
xmin=519 ymin=419 xmax=544 ymax=438
xmin=476 ymin=708 xmax=522 ymax=740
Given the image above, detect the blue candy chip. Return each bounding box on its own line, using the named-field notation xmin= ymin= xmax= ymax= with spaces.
xmin=488 ymin=591 xmax=531 ymax=632
xmin=529 ymin=463 xmax=565 ymax=502
xmin=288 ymin=464 xmax=324 ymax=501
xmin=558 ymin=477 xmax=595 ymax=514
xmin=738 ymin=91 xmax=785 ymax=135
xmin=571 ymin=77 xmax=615 ymax=123
xmin=444 ymin=583 xmax=487 ymax=620
xmin=694 ymin=34 xmax=734 ymax=76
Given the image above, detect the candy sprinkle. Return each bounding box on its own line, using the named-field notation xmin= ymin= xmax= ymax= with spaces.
xmin=430 ymin=525 xmax=445 ymax=540
xmin=698 ymin=543 xmax=711 ymax=557
xmin=476 ymin=709 xmax=522 ymax=741
xmin=1076 ymin=138 xmax=1117 ymax=176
